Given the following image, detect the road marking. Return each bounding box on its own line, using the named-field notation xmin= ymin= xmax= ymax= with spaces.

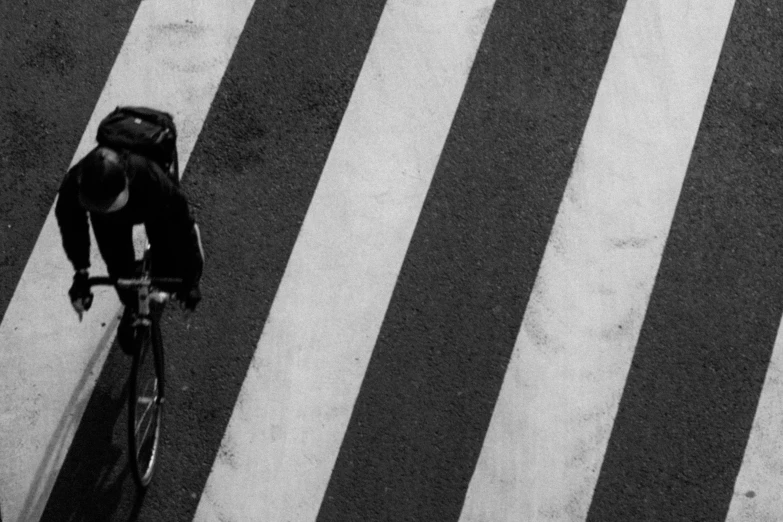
xmin=458 ymin=1 xmax=734 ymax=520
xmin=192 ymin=0 xmax=494 ymax=519
xmin=0 ymin=1 xmax=254 ymax=520
xmin=727 ymin=320 xmax=783 ymax=521
xmin=587 ymin=1 xmax=783 ymax=516
xmin=317 ymin=0 xmax=627 ymax=517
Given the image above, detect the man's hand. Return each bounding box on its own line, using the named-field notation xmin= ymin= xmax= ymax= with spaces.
xmin=179 ymin=283 xmax=201 ymax=312
xmin=69 ymin=270 xmax=93 ymax=321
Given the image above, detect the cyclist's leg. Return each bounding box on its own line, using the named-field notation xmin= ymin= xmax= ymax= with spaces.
xmin=117 ymin=307 xmax=138 ymax=355
xmin=145 ymin=226 xmax=184 ymax=291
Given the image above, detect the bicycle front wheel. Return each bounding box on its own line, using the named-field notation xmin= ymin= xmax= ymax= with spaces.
xmin=128 ymin=319 xmax=165 ymax=488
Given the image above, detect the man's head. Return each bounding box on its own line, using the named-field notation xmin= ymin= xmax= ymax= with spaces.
xmin=78 ymin=146 xmax=129 ymax=213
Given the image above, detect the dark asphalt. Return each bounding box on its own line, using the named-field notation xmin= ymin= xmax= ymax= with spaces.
xmin=1 ymin=1 xmax=782 ymax=521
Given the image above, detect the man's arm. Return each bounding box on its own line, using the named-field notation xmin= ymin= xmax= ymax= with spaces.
xmin=54 ymin=166 xmax=91 ymax=271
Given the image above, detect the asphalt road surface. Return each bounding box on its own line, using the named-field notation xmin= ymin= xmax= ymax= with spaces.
xmin=2 ymin=0 xmax=783 ymax=521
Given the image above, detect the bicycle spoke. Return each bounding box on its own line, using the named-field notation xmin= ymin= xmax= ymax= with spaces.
xmin=136 ymin=396 xmax=156 ymax=434
xmin=137 ymin=380 xmax=157 ymax=413
xmin=135 ymin=379 xmax=158 ymax=442
xmin=135 ymin=399 xmax=156 ymax=440
xmin=136 ymin=419 xmax=155 ymax=459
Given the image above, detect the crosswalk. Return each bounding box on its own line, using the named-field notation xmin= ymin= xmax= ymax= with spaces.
xmin=1 ymin=0 xmax=782 ymax=520
xmin=461 ymin=1 xmax=735 ymax=519
xmin=195 ymin=1 xmax=492 ymax=519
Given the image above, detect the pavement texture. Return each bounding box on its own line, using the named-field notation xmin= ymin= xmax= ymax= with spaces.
xmin=2 ymin=1 xmax=783 ymax=521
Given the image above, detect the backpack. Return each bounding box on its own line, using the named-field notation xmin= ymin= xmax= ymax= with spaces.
xmin=96 ymin=106 xmax=179 ymax=182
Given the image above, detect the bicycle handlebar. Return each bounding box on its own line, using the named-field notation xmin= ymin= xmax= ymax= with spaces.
xmin=88 ymin=276 xmax=184 ymax=289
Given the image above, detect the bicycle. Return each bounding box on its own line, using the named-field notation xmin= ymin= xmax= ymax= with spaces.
xmin=86 ymin=243 xmax=182 ymax=488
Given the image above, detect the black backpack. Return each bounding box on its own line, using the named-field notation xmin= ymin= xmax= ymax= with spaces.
xmin=96 ymin=106 xmax=179 ymax=182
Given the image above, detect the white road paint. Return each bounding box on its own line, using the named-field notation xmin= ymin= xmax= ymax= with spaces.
xmin=193 ymin=1 xmax=495 ymax=520
xmin=0 ymin=1 xmax=254 ymax=520
xmin=458 ymin=1 xmax=735 ymax=520
xmin=726 ymin=322 xmax=783 ymax=521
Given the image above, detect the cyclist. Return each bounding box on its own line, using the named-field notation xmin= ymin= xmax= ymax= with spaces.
xmin=55 ymin=144 xmax=203 ymax=353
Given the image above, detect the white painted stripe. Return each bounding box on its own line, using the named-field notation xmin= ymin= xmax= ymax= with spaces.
xmin=193 ymin=1 xmax=494 ymax=519
xmin=458 ymin=1 xmax=735 ymax=520
xmin=0 ymin=2 xmax=254 ymax=520
xmin=726 ymin=322 xmax=783 ymax=520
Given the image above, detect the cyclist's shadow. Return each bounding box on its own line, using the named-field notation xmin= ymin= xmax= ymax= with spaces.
xmin=39 ymin=337 xmax=150 ymax=522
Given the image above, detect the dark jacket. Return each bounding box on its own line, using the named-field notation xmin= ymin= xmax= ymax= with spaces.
xmin=55 ymin=150 xmax=203 ymax=288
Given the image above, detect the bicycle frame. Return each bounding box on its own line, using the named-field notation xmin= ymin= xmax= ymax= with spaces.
xmin=87 ymin=249 xmax=182 ymax=488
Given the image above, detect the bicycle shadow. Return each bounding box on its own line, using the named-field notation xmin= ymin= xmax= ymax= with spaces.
xmin=37 ymin=337 xmax=149 ymax=522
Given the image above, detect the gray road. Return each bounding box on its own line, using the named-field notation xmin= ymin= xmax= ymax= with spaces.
xmin=2 ymin=0 xmax=783 ymax=521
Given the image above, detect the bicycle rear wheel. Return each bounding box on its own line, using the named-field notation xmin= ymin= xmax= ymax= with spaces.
xmin=128 ymin=319 xmax=165 ymax=488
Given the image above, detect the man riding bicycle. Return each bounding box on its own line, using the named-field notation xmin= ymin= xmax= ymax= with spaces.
xmin=55 ymin=107 xmax=204 ymax=353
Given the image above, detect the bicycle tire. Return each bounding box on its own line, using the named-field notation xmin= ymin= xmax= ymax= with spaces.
xmin=128 ymin=318 xmax=165 ymax=488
